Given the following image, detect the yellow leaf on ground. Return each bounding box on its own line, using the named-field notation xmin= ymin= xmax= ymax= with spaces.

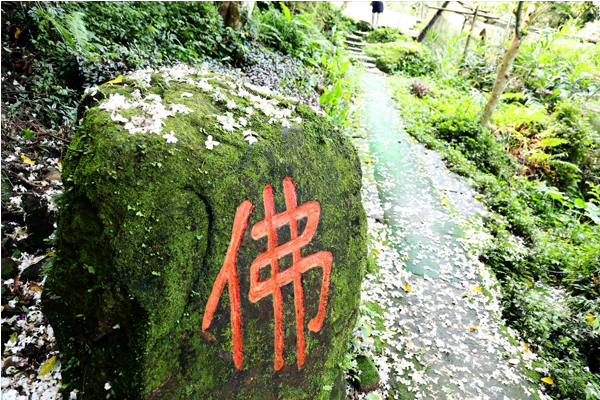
xmin=363 ymin=158 xmax=376 ymax=163
xmin=373 ymin=248 xmax=381 ymax=255
xmin=541 ymin=377 xmax=554 ymax=385
xmin=404 ymin=283 xmax=411 ymax=292
xmin=15 ymin=28 xmax=21 ymax=38
xmin=39 ymin=356 xmax=57 ymax=376
xmin=105 ymin=75 xmax=123 ymax=84
xmin=587 ymin=313 xmax=595 ymax=325
xmin=1 ymin=306 xmax=3 ymax=312
xmin=475 ymin=195 xmax=482 ymax=199
xmin=523 ymin=341 xmax=530 ymax=352
xmin=45 ymin=251 xmax=55 ymax=258
xmin=469 ymin=326 xmax=477 ymax=331
xmin=473 ymin=286 xmax=482 ymax=292
xmin=21 ymin=154 xmax=35 ymax=165
xmin=527 ymin=281 xmax=533 ymax=287
xmin=29 ymin=283 xmax=43 ymax=293
xmin=441 ymin=198 xmax=449 ymax=205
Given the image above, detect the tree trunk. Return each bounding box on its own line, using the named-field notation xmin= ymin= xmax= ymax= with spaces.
xmin=462 ymin=6 xmax=479 ymax=61
xmin=218 ymin=1 xmax=243 ymax=30
xmin=417 ymin=1 xmax=450 ymax=42
xmin=480 ymin=2 xmax=536 ymax=128
xmin=501 ymin=11 xmax=513 ymax=48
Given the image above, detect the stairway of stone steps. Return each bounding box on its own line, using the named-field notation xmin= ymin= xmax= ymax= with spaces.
xmin=344 ymin=31 xmax=381 ymax=74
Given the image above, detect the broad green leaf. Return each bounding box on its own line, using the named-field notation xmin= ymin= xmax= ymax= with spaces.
xmin=573 ymin=198 xmax=586 ymax=208
xmin=280 ymin=2 xmax=291 ymax=23
xmin=539 ymin=138 xmax=567 ymax=147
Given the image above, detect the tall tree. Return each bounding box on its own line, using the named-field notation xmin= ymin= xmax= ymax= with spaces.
xmin=480 ymin=2 xmax=537 ymax=128
xmin=417 ymin=1 xmax=450 ymax=42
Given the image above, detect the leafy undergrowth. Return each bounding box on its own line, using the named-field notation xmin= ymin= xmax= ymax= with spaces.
xmin=363 ymin=35 xmax=436 ymax=76
xmin=388 ymin=74 xmax=600 ymax=400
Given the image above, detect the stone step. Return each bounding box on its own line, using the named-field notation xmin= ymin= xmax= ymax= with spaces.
xmin=347 ymin=46 xmax=363 ymax=52
xmin=344 ymin=40 xmax=364 ymax=48
xmin=355 ymin=31 xmax=369 ymax=36
xmin=345 ymin=33 xmax=363 ymax=40
xmin=351 ymin=54 xmax=376 ymax=62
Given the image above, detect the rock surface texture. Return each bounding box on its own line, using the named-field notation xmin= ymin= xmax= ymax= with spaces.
xmin=43 ymin=66 xmax=367 ymax=400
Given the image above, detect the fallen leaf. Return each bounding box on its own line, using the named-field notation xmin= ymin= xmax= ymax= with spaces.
xmin=587 ymin=313 xmax=595 ymax=325
xmin=1 ymin=306 xmax=3 ymax=312
xmin=541 ymin=377 xmax=554 ymax=384
xmin=21 ymin=154 xmax=35 ymax=165
xmin=105 ymin=75 xmax=123 ymax=84
xmin=475 ymin=195 xmax=482 ymax=199
xmin=404 ymin=283 xmax=411 ymax=292
xmin=15 ymin=27 xmax=21 ymax=38
xmin=39 ymin=355 xmax=57 ymax=376
xmin=468 ymin=326 xmax=477 ymax=331
xmin=523 ymin=341 xmax=530 ymax=352
xmin=29 ymin=283 xmax=43 ymax=292
xmin=473 ymin=286 xmax=482 ymax=292
xmin=363 ymin=158 xmax=376 ymax=163
xmin=373 ymin=248 xmax=381 ymax=255
xmin=441 ymin=198 xmax=449 ymax=205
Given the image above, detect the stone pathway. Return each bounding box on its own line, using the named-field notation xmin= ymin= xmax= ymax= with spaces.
xmin=348 ymin=72 xmax=553 ymax=400
xmin=344 ymin=31 xmax=379 ymax=74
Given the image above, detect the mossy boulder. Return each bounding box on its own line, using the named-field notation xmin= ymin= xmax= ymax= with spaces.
xmin=43 ymin=66 xmax=367 ymax=400
xmin=364 ymin=37 xmax=435 ymax=76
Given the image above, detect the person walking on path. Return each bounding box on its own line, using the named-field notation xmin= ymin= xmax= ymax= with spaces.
xmin=371 ymin=1 xmax=384 ymax=29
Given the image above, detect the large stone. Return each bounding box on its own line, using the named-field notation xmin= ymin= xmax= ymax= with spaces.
xmin=43 ymin=66 xmax=367 ymax=399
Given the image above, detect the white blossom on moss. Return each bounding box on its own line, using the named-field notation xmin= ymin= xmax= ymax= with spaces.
xmin=205 ymin=135 xmax=220 ymax=150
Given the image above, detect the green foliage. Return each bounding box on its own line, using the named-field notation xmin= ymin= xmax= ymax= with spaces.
xmin=364 ymin=37 xmax=436 ymax=76
xmin=249 ymin=2 xmax=331 ymax=65
xmin=320 ymin=51 xmax=353 ymax=127
xmin=2 ymin=1 xmax=249 ymax=132
xmin=366 ymin=27 xmax=403 ymax=44
xmin=389 ymin=74 xmax=600 ymax=399
xmin=512 ymin=27 xmax=600 ymax=106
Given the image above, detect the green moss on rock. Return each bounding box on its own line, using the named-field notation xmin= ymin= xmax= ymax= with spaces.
xmin=43 ymin=69 xmax=367 ymax=399
xmin=355 ymin=355 xmax=380 ymax=393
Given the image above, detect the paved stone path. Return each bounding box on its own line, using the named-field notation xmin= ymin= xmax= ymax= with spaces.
xmin=348 ymin=72 xmax=552 ymax=400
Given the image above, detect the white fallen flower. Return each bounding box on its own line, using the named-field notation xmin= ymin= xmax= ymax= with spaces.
xmin=205 ymin=135 xmax=220 ymax=150
xmin=162 ymin=131 xmax=178 ymax=144
xmin=84 ymin=86 xmax=99 ymax=96
xmin=110 ymin=113 xmax=128 ymax=123
xmin=226 ymin=99 xmax=237 ymax=110
xmin=104 ymin=382 xmax=111 ymax=390
xmin=239 ymin=117 xmax=248 ymax=127
xmin=180 ymin=92 xmax=193 ymax=97
xmin=216 ymin=113 xmax=240 ymax=132
xmin=245 ymin=135 xmax=258 ymax=145
xmin=170 ymin=103 xmax=192 ymax=114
